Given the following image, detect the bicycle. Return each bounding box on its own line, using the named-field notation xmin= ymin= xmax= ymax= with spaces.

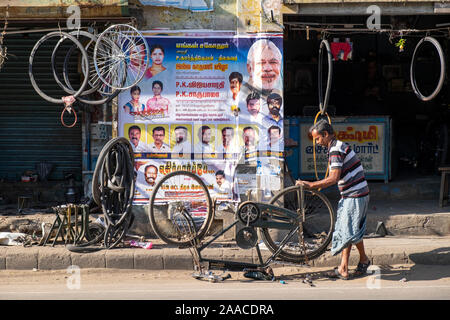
xmin=148 ymin=170 xmax=335 ymax=280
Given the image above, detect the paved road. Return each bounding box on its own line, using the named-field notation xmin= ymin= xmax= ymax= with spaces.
xmin=1 ymin=264 xmax=449 ymax=300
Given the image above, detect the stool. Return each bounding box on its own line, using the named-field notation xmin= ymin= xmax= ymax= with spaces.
xmin=438 ymin=166 xmax=450 ymax=207
xmin=17 ymin=196 xmax=32 ymax=213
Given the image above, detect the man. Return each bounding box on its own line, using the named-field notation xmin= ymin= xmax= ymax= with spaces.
xmin=128 ymin=125 xmax=149 ymax=152
xmin=243 ymin=126 xmax=257 ymax=153
xmin=171 ymin=126 xmax=192 ymax=156
xmin=144 ymin=165 xmax=158 ymax=186
xmin=267 ymin=125 xmax=283 ymax=151
xmin=149 ymin=126 xmax=170 ymax=153
xmin=296 ymin=119 xmax=370 ymax=280
xmin=241 ymin=39 xmax=282 ymax=100
xmin=214 ymin=170 xmax=231 ymax=198
xmin=224 ymin=72 xmax=245 ymax=115
xmin=245 ymin=92 xmax=263 ymax=124
xmin=262 ymin=92 xmax=283 ymax=128
xmin=217 ymin=127 xmax=236 ymax=155
xmin=194 ymin=125 xmax=214 ymax=154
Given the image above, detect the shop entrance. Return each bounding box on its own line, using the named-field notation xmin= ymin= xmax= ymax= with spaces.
xmin=283 ymin=14 xmax=450 ymax=182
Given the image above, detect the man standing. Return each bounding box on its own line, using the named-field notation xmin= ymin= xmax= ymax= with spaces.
xmin=262 ymin=92 xmax=283 ymax=128
xmin=149 ymin=126 xmax=170 ymax=153
xmin=296 ymin=119 xmax=370 ymax=280
xmin=128 ymin=125 xmax=149 ymax=152
xmin=194 ymin=125 xmax=214 ymax=154
xmin=171 ymin=126 xmax=192 ymax=156
xmin=224 ymin=72 xmax=245 ymax=115
xmin=144 ymin=165 xmax=158 ymax=187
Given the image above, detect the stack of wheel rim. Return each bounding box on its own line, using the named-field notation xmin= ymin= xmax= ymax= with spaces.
xmin=28 ymin=24 xmax=150 ymax=126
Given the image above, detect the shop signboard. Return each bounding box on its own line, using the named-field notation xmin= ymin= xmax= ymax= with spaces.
xmin=118 ymin=30 xmax=284 ymax=204
xmin=297 ymin=116 xmax=391 ymax=182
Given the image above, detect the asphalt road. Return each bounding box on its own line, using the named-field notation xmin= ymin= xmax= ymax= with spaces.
xmin=1 ymin=264 xmax=449 ymax=300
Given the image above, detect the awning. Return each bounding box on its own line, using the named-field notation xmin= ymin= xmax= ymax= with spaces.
xmin=0 ymin=0 xmax=129 ymax=19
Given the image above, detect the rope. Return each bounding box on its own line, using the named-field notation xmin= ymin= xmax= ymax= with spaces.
xmin=312 ymin=111 xmax=331 ymax=187
xmin=61 ymin=96 xmax=77 ymax=128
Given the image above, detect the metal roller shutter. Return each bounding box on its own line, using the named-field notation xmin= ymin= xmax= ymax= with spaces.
xmin=0 ymin=32 xmax=82 ymax=181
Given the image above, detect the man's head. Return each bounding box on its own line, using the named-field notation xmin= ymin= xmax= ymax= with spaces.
xmin=246 ymin=92 xmax=261 ymax=117
xmin=268 ymin=125 xmax=281 ymax=145
xmin=221 ymin=127 xmax=234 ymax=147
xmin=243 ymin=127 xmax=256 ymax=147
xmin=128 ymin=125 xmax=141 ymax=147
xmin=152 ymin=126 xmax=166 ymax=146
xmin=247 ymin=39 xmax=282 ymax=90
xmin=152 ymin=80 xmax=163 ymax=96
xmin=309 ymin=119 xmax=335 ymax=147
xmin=215 ymin=170 xmax=225 ymax=187
xmin=199 ymin=126 xmax=212 ymax=144
xmin=267 ymin=92 xmax=282 ymax=117
xmin=229 ymin=72 xmax=243 ymax=96
xmin=174 ymin=126 xmax=188 ymax=144
xmin=144 ymin=165 xmax=158 ymax=186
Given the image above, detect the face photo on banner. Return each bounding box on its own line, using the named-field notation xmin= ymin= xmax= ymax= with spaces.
xmin=147 ymin=124 xmax=170 ymax=153
xmin=171 ymin=124 xmax=192 ymax=158
xmin=144 ymin=43 xmax=167 ymax=79
xmin=239 ymin=124 xmax=259 ymax=154
xmin=216 ymin=124 xmax=238 ymax=156
xmin=133 ymin=159 xmax=161 ymax=202
xmin=193 ymin=124 xmax=216 ymax=158
xmin=125 ymin=123 xmax=150 ymax=153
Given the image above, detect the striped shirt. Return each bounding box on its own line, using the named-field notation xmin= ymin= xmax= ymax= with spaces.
xmin=328 ymin=139 xmax=369 ymax=198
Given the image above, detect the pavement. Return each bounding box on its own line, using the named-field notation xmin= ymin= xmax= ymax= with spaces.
xmin=0 ymin=235 xmax=450 ymax=271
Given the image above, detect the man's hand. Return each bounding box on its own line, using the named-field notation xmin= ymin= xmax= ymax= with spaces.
xmin=296 ymin=180 xmax=312 ymax=188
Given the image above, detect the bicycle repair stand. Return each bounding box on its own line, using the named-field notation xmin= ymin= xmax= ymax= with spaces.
xmin=189 ymin=201 xmax=311 ymax=283
xmin=40 ymin=204 xmax=90 ymax=246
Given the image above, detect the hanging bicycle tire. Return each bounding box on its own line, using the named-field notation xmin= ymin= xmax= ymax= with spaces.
xmin=318 ymin=39 xmax=333 ymax=114
xmin=148 ymin=170 xmax=213 ymax=246
xmin=51 ymin=30 xmax=123 ymax=105
xmin=29 ymin=31 xmax=89 ymax=104
xmin=258 ymin=185 xmax=335 ymax=263
xmin=410 ymin=36 xmax=446 ymax=102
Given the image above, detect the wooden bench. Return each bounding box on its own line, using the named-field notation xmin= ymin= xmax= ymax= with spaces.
xmin=439 ymin=167 xmax=450 ymax=207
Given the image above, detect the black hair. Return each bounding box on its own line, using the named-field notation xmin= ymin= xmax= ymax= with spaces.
xmin=268 ymin=125 xmax=281 ymax=134
xmin=152 ymin=126 xmax=165 ymax=134
xmin=130 ymin=85 xmax=141 ymax=95
xmin=128 ymin=125 xmax=141 ymax=134
xmin=150 ymin=44 xmax=165 ymax=55
xmin=229 ymin=72 xmax=243 ymax=84
xmin=145 ymin=164 xmax=158 ymax=172
xmin=174 ymin=126 xmax=187 ymax=131
xmin=215 ymin=170 xmax=225 ymax=177
xmin=267 ymin=93 xmax=282 ymax=106
xmin=246 ymin=91 xmax=260 ymax=105
xmin=152 ymin=80 xmax=163 ymax=91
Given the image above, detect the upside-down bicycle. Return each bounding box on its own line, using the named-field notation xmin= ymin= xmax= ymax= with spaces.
xmin=148 ymin=170 xmax=335 ymax=281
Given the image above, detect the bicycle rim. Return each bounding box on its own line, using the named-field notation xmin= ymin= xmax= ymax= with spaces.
xmin=259 ymin=186 xmax=335 ymax=263
xmin=94 ymin=24 xmax=149 ymax=90
xmin=149 ymin=171 xmax=213 ymax=246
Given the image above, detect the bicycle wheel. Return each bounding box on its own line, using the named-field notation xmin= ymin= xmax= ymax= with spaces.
xmin=29 ymin=31 xmax=89 ymax=104
xmin=94 ymin=24 xmax=149 ymax=90
xmin=148 ymin=171 xmax=213 ymax=246
xmin=258 ymin=185 xmax=335 ymax=263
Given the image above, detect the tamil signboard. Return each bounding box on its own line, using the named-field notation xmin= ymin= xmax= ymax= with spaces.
xmin=296 ymin=116 xmax=391 ymax=182
xmin=118 ymin=30 xmax=284 ymax=204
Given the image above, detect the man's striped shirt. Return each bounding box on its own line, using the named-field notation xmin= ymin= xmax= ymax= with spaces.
xmin=328 ymin=139 xmax=369 ymax=198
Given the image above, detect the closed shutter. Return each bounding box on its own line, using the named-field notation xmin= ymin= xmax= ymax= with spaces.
xmin=0 ymin=32 xmax=82 ymax=181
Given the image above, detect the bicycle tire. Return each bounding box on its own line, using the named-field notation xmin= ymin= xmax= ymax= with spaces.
xmin=318 ymin=39 xmax=333 ymax=114
xmin=93 ymin=24 xmax=149 ymax=91
xmin=52 ymin=31 xmax=99 ymax=96
xmin=29 ymin=31 xmax=89 ymax=104
xmin=410 ymin=36 xmax=446 ymax=102
xmin=92 ymin=137 xmax=134 ymax=206
xmin=258 ymin=185 xmax=335 ymax=263
xmin=148 ymin=170 xmax=213 ymax=246
xmin=53 ymin=31 xmax=122 ymax=105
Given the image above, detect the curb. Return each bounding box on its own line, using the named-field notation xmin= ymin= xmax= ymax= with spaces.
xmin=0 ymin=236 xmax=449 ymax=271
